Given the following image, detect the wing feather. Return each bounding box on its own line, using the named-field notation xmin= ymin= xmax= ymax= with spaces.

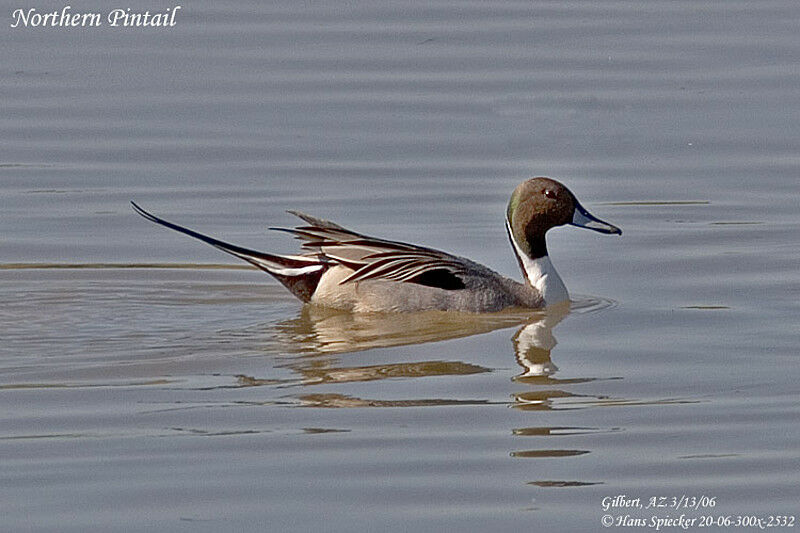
xmin=271 ymin=212 xmax=473 ymax=291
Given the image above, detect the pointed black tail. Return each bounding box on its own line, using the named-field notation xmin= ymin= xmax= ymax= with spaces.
xmin=131 ymin=202 xmax=326 ymax=302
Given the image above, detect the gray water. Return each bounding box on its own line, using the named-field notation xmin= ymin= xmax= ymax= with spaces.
xmin=2 ymin=2 xmax=799 ymax=531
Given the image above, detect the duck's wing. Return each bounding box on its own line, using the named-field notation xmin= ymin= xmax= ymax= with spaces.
xmin=272 ymin=211 xmax=472 ymax=291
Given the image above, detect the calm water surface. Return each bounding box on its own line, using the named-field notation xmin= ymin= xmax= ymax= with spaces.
xmin=2 ymin=2 xmax=799 ymax=531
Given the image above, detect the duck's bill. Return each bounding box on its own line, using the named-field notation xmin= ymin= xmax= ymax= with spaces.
xmin=570 ymin=202 xmax=622 ymax=235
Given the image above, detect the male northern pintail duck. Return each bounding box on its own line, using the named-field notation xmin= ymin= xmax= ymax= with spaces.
xmin=132 ymin=177 xmax=620 ymax=313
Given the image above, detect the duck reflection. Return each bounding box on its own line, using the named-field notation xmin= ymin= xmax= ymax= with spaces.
xmin=259 ymin=301 xmax=609 ymax=488
xmin=269 ymin=300 xmax=575 ymax=393
xmin=275 ymin=304 xmax=538 ymax=356
xmin=510 ymin=301 xmax=568 ymax=381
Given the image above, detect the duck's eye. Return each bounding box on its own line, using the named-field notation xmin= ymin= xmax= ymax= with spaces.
xmin=544 ymin=189 xmax=557 ymax=200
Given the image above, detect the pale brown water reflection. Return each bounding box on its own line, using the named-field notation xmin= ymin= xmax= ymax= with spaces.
xmin=268 ymin=298 xmax=637 ymax=414
xmin=273 ymin=299 xmax=572 ymax=384
xmin=274 ymin=304 xmax=540 ymax=355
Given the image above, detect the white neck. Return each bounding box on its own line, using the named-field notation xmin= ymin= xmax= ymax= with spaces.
xmin=506 ymin=219 xmax=569 ymax=305
xmin=525 ymin=255 xmax=568 ymax=305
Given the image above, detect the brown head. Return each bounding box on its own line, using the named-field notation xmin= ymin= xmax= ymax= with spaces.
xmin=506 ymin=177 xmax=621 ymax=260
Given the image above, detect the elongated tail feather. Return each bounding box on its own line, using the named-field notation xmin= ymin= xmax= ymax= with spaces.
xmin=131 ymin=202 xmax=326 ymax=301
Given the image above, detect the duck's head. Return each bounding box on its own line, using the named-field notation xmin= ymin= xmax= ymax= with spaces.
xmin=506 ymin=177 xmax=621 ymax=260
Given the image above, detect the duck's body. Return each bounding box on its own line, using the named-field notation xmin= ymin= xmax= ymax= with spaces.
xmin=309 ymin=256 xmax=541 ymax=313
xmin=133 ymin=177 xmax=620 ymax=313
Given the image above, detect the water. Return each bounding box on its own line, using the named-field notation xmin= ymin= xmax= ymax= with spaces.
xmin=3 ymin=1 xmax=800 ymax=531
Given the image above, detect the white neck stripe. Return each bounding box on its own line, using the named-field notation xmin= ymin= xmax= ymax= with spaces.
xmin=506 ymin=218 xmax=569 ymax=305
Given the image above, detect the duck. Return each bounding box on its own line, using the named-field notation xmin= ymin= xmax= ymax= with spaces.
xmin=132 ymin=177 xmax=620 ymax=313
